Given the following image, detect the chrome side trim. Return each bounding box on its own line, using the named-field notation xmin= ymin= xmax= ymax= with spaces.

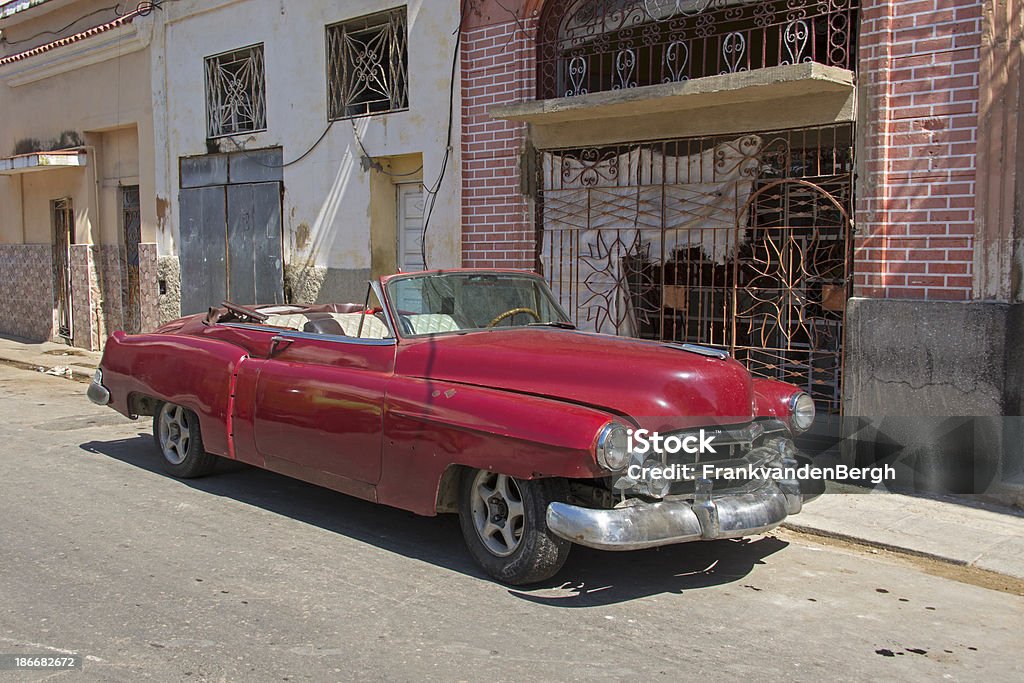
xmin=663 ymin=342 xmax=731 ymax=360
xmin=220 ymin=322 xmax=397 ymax=346
xmin=279 ymin=330 xmax=397 ymax=346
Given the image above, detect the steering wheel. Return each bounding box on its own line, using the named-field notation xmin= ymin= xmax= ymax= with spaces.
xmin=221 ymin=300 xmax=269 ymax=322
xmin=487 ymin=307 xmax=541 ymax=328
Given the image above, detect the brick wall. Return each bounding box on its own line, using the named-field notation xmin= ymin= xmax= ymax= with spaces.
xmin=854 ymin=0 xmax=982 ymax=300
xmin=460 ymin=17 xmax=537 ymax=269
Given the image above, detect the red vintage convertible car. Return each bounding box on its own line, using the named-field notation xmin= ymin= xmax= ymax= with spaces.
xmin=89 ymin=269 xmax=818 ymax=584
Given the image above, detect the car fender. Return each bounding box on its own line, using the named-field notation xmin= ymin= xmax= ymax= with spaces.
xmin=99 ymin=331 xmax=248 ymax=458
xmin=377 ymin=377 xmax=615 ymax=515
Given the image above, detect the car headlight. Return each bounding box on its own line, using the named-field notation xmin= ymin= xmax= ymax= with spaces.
xmin=596 ymin=422 xmax=630 ymax=471
xmin=789 ymin=392 xmax=816 ymax=432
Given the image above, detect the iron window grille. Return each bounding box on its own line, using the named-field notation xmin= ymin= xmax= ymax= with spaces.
xmin=537 ymin=0 xmax=859 ymax=100
xmin=205 ymin=44 xmax=267 ymax=139
xmin=327 ymin=7 xmax=409 ymax=119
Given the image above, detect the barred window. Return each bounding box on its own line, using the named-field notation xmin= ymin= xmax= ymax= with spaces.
xmin=205 ymin=44 xmax=267 ymax=139
xmin=327 ymin=7 xmax=409 ymax=119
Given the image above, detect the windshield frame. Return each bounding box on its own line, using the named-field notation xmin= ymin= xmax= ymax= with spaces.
xmin=380 ymin=270 xmax=572 ymax=340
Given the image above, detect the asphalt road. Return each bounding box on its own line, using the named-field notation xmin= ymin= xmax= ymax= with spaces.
xmin=0 ymin=364 xmax=1021 ymax=682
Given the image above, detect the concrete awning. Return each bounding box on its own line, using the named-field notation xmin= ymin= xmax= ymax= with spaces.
xmin=0 ymin=149 xmax=87 ymax=175
xmin=490 ymin=62 xmax=855 ymax=148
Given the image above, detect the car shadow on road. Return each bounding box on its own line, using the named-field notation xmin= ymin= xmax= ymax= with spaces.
xmin=80 ymin=435 xmax=788 ymax=607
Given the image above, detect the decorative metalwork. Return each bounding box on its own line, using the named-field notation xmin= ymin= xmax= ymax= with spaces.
xmin=537 ymin=0 xmax=859 ymax=99
xmin=327 ymin=8 xmax=408 ymax=119
xmin=205 ymin=45 xmax=266 ymax=139
xmin=782 ymin=19 xmax=810 ymax=64
xmin=538 ymin=124 xmax=854 ymax=414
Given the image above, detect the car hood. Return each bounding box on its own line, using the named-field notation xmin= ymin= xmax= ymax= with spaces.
xmin=395 ymin=328 xmax=755 ymax=429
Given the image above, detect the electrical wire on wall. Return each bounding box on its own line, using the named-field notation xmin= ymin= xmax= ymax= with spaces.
xmin=222 ymin=120 xmax=336 ymax=169
xmin=418 ymin=0 xmax=468 ymax=270
xmin=0 ymin=2 xmax=163 ymax=46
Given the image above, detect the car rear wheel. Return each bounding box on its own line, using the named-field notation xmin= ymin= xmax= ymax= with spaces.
xmin=458 ymin=469 xmax=571 ymax=585
xmin=153 ymin=401 xmax=218 ymax=478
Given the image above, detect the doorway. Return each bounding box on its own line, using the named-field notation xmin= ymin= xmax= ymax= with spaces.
xmin=178 ymin=149 xmax=284 ymax=314
xmin=397 ymin=182 xmax=425 ymax=272
xmin=120 ymin=185 xmax=142 ymax=334
xmin=51 ymin=198 xmax=74 ymax=340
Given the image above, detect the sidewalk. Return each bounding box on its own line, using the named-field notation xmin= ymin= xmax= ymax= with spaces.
xmin=0 ymin=333 xmax=1021 ymax=581
xmin=0 ymin=333 xmax=101 ymax=382
xmin=784 ymin=487 xmax=1024 ymax=581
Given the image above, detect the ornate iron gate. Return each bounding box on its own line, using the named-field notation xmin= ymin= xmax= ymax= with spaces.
xmin=537 ymin=124 xmax=853 ymax=413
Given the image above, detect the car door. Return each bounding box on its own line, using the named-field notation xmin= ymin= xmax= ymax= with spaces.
xmin=252 ymin=330 xmax=396 ymax=486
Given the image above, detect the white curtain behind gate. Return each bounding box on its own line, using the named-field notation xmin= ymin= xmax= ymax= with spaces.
xmin=541 ymin=135 xmax=762 ymax=335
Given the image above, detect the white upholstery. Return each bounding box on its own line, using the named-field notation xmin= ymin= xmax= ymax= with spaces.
xmin=330 ymin=313 xmax=390 ymax=339
xmin=406 ymin=313 xmax=460 ymax=335
xmin=261 ymin=312 xmax=390 ymax=339
xmin=262 ymin=313 xmax=310 ymax=330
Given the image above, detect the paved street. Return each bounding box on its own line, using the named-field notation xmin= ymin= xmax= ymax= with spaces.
xmin=0 ymin=364 xmax=1021 ymax=682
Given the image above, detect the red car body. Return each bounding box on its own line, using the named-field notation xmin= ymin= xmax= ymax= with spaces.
xmin=89 ymin=269 xmax=816 ymax=583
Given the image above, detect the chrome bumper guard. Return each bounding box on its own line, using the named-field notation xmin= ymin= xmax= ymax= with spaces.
xmin=87 ymin=369 xmax=110 ymax=406
xmin=546 ymin=478 xmax=805 ymax=551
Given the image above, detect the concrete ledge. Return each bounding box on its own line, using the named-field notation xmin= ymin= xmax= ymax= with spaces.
xmin=492 ymin=63 xmax=854 ymax=124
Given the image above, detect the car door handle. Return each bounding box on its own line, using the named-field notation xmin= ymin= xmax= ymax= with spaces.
xmin=270 ymin=336 xmax=294 ymax=355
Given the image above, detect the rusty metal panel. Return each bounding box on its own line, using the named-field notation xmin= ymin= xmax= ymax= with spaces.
xmin=227 ymin=182 xmax=282 ymax=306
xmin=179 ymin=186 xmax=226 ymax=315
xmin=228 ymin=148 xmax=282 ymax=184
xmin=180 ymin=155 xmax=228 ymax=188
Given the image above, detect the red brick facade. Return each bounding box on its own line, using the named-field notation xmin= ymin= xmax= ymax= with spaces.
xmin=460 ymin=16 xmax=537 ymax=270
xmin=855 ymin=0 xmax=982 ymax=300
xmin=460 ymin=0 xmax=986 ymax=302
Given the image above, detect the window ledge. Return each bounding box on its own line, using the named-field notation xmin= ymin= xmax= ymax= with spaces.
xmin=0 ymin=149 xmax=87 ymax=175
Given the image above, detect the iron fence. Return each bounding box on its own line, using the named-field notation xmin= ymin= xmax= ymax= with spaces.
xmin=537 ymin=124 xmax=853 ymax=413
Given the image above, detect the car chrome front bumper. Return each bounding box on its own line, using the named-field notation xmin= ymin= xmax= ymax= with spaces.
xmin=546 ymin=478 xmax=807 ymax=551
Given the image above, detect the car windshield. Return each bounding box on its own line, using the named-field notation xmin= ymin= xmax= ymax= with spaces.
xmin=385 ymin=272 xmax=572 ymax=337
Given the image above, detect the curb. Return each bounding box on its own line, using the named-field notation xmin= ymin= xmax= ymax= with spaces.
xmin=781 ymin=521 xmax=968 ymax=567
xmin=0 ymin=356 xmax=94 ymax=383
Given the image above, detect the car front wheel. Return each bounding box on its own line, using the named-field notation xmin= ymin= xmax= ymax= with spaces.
xmin=458 ymin=469 xmax=571 ymax=585
xmin=152 ymin=401 xmax=218 ymax=478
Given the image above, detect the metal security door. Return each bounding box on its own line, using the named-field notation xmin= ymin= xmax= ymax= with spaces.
xmin=52 ymin=198 xmax=74 ymax=340
xmin=121 ymin=185 xmax=142 ymax=334
xmin=179 ymin=186 xmax=227 ymax=315
xmin=227 ymin=182 xmax=283 ymax=306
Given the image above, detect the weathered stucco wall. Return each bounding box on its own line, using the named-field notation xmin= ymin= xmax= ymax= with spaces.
xmin=843 ymin=297 xmax=1023 ymax=497
xmin=157 ymin=0 xmax=462 ymax=305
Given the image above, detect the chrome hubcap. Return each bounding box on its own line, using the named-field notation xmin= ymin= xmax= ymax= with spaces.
xmin=158 ymin=404 xmax=191 ymax=465
xmin=470 ymin=471 xmax=525 ymax=557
